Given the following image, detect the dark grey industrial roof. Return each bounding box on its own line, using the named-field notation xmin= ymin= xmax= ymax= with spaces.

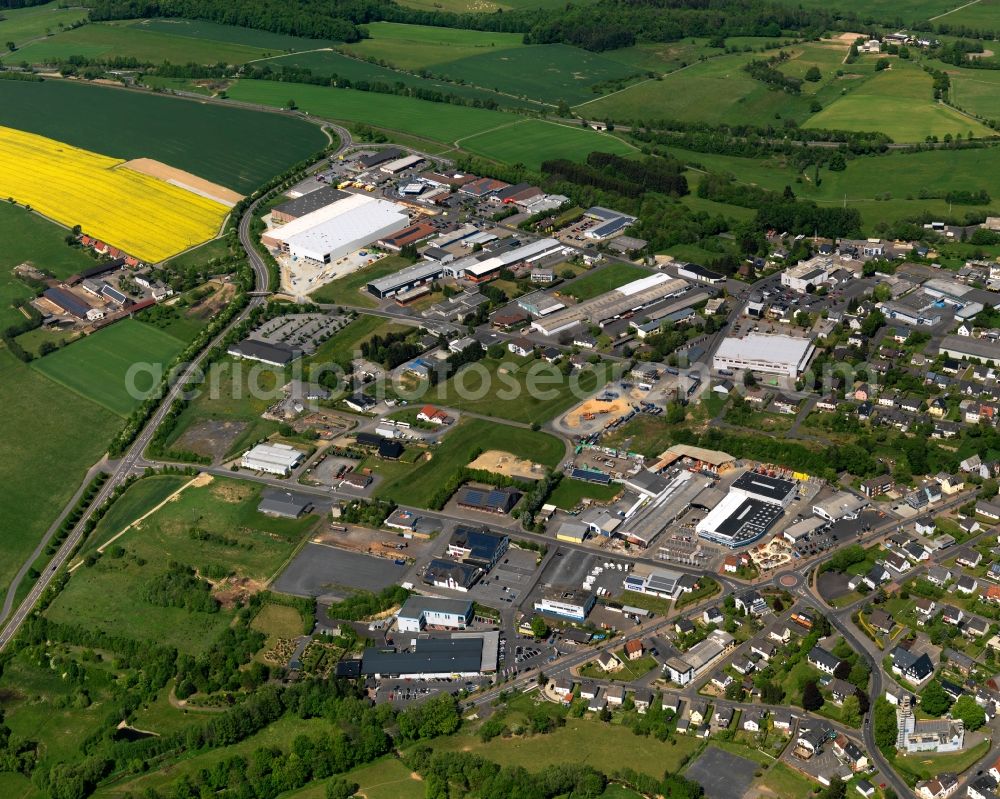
xmin=361 ymin=637 xmax=483 ymax=676
xmin=358 ymin=147 xmax=403 ymax=168
xmin=456 ymin=487 xmax=520 ymax=513
xmin=450 ymin=527 xmax=508 ymax=564
xmin=258 ymin=489 xmax=314 ymax=518
xmin=227 ymin=339 xmax=298 ymax=365
xmin=713 ymin=497 xmax=783 ymax=543
xmin=273 ymin=186 xmax=349 ymax=219
xmin=732 ymin=472 xmax=796 ymax=503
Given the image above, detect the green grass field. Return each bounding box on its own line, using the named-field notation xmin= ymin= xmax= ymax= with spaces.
xmin=563 ymin=263 xmax=650 ymax=300
xmin=278 ymin=757 xmax=427 ymax=799
xmin=341 ymin=22 xmax=524 ymax=71
xmin=0 ymin=201 xmax=96 ymax=330
xmin=806 ymin=62 xmax=993 ymax=141
xmin=670 ymin=143 xmax=1000 ymax=230
xmin=82 ymin=473 xmax=192 ymax=553
xmin=308 ymin=255 xmax=411 ymax=306
xmin=396 ymin=0 xmax=593 ymax=11
xmin=546 ymin=478 xmax=621 ymax=509
xmin=0 ymin=1 xmax=88 ymax=49
xmin=950 ymin=66 xmax=1000 ymax=122
xmin=0 ymin=349 xmax=120 ymax=609
xmin=306 ymin=314 xmax=401 ymax=372
xmin=426 ymin=714 xmax=701 ymax=778
xmin=128 ymin=18 xmax=335 ymax=51
xmin=46 ymin=476 xmax=318 ymax=653
xmin=32 ymin=319 xmax=187 ymax=416
xmin=3 ymin=22 xmax=273 ymax=65
xmin=431 ymin=43 xmax=641 ymax=105
xmin=0 ymin=80 xmax=326 ymax=193
xmin=934 ymin=0 xmax=1000 ymax=31
xmin=258 ymin=50 xmax=541 ymax=110
xmin=433 ymin=356 xmax=611 ymax=423
xmin=458 ymin=118 xmax=635 ymax=168
xmin=0 ymin=773 xmax=42 ymax=799
xmin=229 ymin=78 xmax=509 ymax=141
xmin=229 ymin=79 xmax=627 ymax=164
xmin=374 ymin=417 xmax=564 ymax=507
xmin=580 ymin=44 xmax=832 ymax=124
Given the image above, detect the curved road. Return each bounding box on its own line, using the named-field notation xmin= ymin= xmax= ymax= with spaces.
xmin=0 ymin=127 xmax=354 ymax=649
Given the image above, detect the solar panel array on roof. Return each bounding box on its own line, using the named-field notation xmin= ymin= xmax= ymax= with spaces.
xmin=273 ymin=186 xmax=349 ymax=219
xmin=712 ymin=498 xmax=783 ymax=543
xmin=571 ymin=468 xmax=612 ymax=485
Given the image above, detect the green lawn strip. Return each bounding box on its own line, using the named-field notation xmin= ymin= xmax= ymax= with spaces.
xmin=421 ymin=715 xmax=701 ymax=778
xmin=45 ymin=477 xmax=319 ymax=654
xmin=752 ymin=760 xmax=818 ymax=798
xmin=0 ymin=349 xmax=119 ymax=603
xmin=32 ymin=319 xmax=187 ymax=417
xmin=562 ymin=263 xmax=651 ymax=301
xmin=0 ymin=80 xmax=326 ymax=193
xmin=433 ymin=356 xmax=611 ymax=424
xmin=616 ymin=590 xmax=673 ymax=615
xmin=373 ymin=417 xmax=563 ymax=507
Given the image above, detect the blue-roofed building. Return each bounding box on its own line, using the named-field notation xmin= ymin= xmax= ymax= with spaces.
xmin=447 ymin=526 xmax=509 ymax=570
xmin=43 ymin=287 xmax=94 ymax=319
xmin=570 ymin=467 xmax=612 ymax=485
xmin=456 ymin=486 xmax=520 ymax=515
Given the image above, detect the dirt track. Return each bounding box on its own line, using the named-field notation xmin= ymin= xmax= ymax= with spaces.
xmin=121 ymin=158 xmax=243 ymax=206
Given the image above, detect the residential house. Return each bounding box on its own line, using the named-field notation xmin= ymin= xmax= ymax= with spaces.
xmin=890 ymin=645 xmax=935 ymax=685
xmin=942 ymin=604 xmax=965 ymax=625
xmin=832 ymin=734 xmax=868 ymax=772
xmin=863 ymin=563 xmax=890 ymax=590
xmin=508 ymin=337 xmax=534 ymax=357
xmin=587 ymin=689 xmax=607 ymax=712
xmin=860 ymin=474 xmax=894 ymax=497
xmin=713 ymin=706 xmax=734 ymax=729
xmin=808 ymin=645 xmax=844 ymax=675
xmin=605 ymin=685 xmax=625 ymax=707
xmin=967 ymin=775 xmax=999 ymax=799
xmin=926 ymin=566 xmax=952 ymax=586
xmin=767 ymin=622 xmax=793 ymax=643
xmin=956 ymin=574 xmax=979 ymax=595
xmin=751 ymin=640 xmax=778 ymax=661
xmin=772 ymin=709 xmax=794 ymax=733
xmin=827 ymin=677 xmax=858 ymax=704
xmin=624 ymin=639 xmax=644 ymax=661
xmin=915 ymin=774 xmax=959 ymax=799
xmin=743 ymin=708 xmax=767 ymax=732
xmin=856 ymin=780 xmax=876 ymax=798
xmin=884 ymin=552 xmax=910 ymax=575
xmin=915 ymin=517 xmax=936 ymax=536
xmin=964 ymin=616 xmax=989 ymax=638
xmin=914 ymin=597 xmax=937 ymax=620
xmin=735 ymin=590 xmax=768 ymax=616
xmin=687 ymin=700 xmax=708 ymax=727
xmin=956 ymin=548 xmax=983 ymax=568
xmin=633 ymin=689 xmax=652 ymax=714
xmin=868 ymin=608 xmax=894 ymax=635
xmin=703 ymin=606 xmax=724 ymax=626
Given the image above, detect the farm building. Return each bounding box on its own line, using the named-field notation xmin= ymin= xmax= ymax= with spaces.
xmin=262 ymin=194 xmax=409 ymax=265
xmin=241 ymin=443 xmax=305 ymax=476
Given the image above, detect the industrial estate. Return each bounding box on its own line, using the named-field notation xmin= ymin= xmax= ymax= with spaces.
xmin=5 ymin=3 xmax=1000 ymax=799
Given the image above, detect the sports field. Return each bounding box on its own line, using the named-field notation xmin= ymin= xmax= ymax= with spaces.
xmin=340 ymin=22 xmax=524 ymax=71
xmin=563 ymin=263 xmax=650 ymax=300
xmin=0 ymin=349 xmax=119 ymax=607
xmin=806 ymin=63 xmax=992 ymax=141
xmin=0 ymin=80 xmax=326 ymax=193
xmin=458 ymin=119 xmax=635 ymax=168
xmin=433 ymin=357 xmax=611 ymax=423
xmin=46 ymin=476 xmax=319 ymax=653
xmin=374 ymin=417 xmax=564 ymax=507
xmin=32 ymin=319 xmax=187 ymax=416
xmin=0 ymin=125 xmax=228 ymax=262
xmin=0 ymin=202 xmax=95 ymax=330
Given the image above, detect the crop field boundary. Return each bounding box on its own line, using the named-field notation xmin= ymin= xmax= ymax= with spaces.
xmin=929 ymin=0 xmax=981 ymax=19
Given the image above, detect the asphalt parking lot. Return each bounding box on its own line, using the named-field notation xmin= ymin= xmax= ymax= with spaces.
xmin=685 ymin=746 xmax=759 ymax=799
xmin=274 ymin=542 xmax=405 ymax=599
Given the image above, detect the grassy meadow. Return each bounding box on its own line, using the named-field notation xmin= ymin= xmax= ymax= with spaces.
xmin=33 ymin=319 xmax=188 ymax=416
xmin=458 ymin=118 xmax=635 ymax=168
xmin=340 ymin=22 xmax=525 ymax=71
xmin=562 ymin=262 xmax=650 ymax=300
xmin=308 ymin=254 xmax=411 ymax=307
xmin=45 ymin=476 xmax=318 ymax=653
xmin=0 ymin=349 xmax=120 ymax=606
xmin=0 ymin=1 xmax=88 ymax=49
xmin=950 ymin=66 xmax=1000 ymax=122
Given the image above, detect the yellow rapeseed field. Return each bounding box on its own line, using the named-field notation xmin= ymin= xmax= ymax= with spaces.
xmin=0 ymin=125 xmax=228 ymax=262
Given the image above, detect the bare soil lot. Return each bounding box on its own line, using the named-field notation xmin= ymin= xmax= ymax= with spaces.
xmin=121 ymin=157 xmax=243 ymax=206
xmin=174 ymin=418 xmax=248 ymax=461
xmin=468 ymin=449 xmax=546 ymax=480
